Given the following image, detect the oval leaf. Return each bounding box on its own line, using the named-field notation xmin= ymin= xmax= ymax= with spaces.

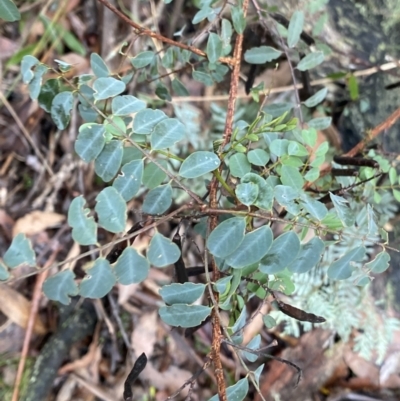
xmin=328 ymin=246 xmax=366 ymax=280
xmin=112 ymin=95 xmax=146 ymax=115
xmin=235 ymin=182 xmax=259 ymax=206
xmin=147 ymin=233 xmax=181 ymax=267
xmin=159 ymin=304 xmax=212 ymax=328
xmin=207 ymin=217 xmax=246 ymax=258
xmin=79 ymin=258 xmax=116 ymax=298
xmin=42 ymin=270 xmax=79 ymax=305
xmin=244 ymin=46 xmax=282 ymax=64
xmin=151 ymin=118 xmax=186 ymax=150
xmin=287 ymin=10 xmax=304 ymax=48
xmin=93 ymin=77 xmax=126 ymax=101
xmin=297 ymin=51 xmax=324 ymax=71
xmin=51 ymin=91 xmax=73 ymax=130
xmin=287 ymin=237 xmax=325 ymax=273
xmin=142 ymin=184 xmax=172 ymax=215
xmin=133 ymin=109 xmax=168 ymax=135
xmin=160 ymin=282 xmax=206 ymax=305
xmin=75 ymin=123 xmax=106 ymax=162
xmin=180 ymin=151 xmax=221 ymax=178
xmin=114 ymin=247 xmax=150 ymax=285
xmin=68 ymin=196 xmax=97 ymax=245
xmin=3 ymin=233 xmax=36 ymax=268
xmin=259 ymin=231 xmax=300 ymax=274
xmin=113 ymin=159 xmax=144 ymax=201
xmin=95 ymin=187 xmax=127 ymax=233
xmin=94 ymin=140 xmax=123 ymax=182
xmin=207 ymin=32 xmax=223 ymax=63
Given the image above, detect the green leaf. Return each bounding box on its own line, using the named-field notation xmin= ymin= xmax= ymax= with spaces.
xmin=243 ymin=173 xmax=274 ymax=210
xmin=75 ymin=123 xmax=106 ymax=162
xmin=151 ymin=118 xmax=185 ymax=150
xmin=133 ymin=109 xmax=167 ymax=135
xmin=208 ymin=378 xmax=249 ymax=401
xmin=113 ymin=159 xmax=143 ymax=201
xmin=231 ymin=6 xmax=246 ymax=34
xmin=247 ymin=149 xmax=269 ymax=166
xmin=51 ymin=91 xmax=73 ymax=130
xmin=180 ymin=151 xmax=220 ymax=178
xmin=114 ymin=247 xmax=150 ymax=285
xmin=90 ymin=53 xmax=110 ymax=78
xmin=147 ymin=233 xmax=181 ymax=267
xmin=280 ymin=165 xmax=304 ymax=190
xmin=111 ymin=95 xmax=146 ymax=115
xmin=193 ymin=70 xmax=214 ymax=86
xmin=300 ymin=194 xmax=328 ymax=220
xmin=192 ymin=6 xmax=214 ymax=24
xmin=130 ymin=51 xmax=155 ymax=68
xmin=301 ymin=128 xmax=317 ymax=147
xmin=104 ymin=116 xmax=126 ymax=137
xmin=308 ymin=116 xmax=332 ymax=130
xmin=0 ymin=0 xmax=20 ymax=21
xmin=207 ymin=33 xmax=223 ymax=63
xmin=242 ymin=334 xmax=261 ymax=362
xmin=287 ymin=11 xmax=304 ymax=48
xmin=330 ymin=193 xmax=355 ymax=227
xmin=389 ymin=167 xmax=397 ymax=186
xmin=328 ymin=246 xmax=366 ymax=280
xmin=287 ymin=237 xmax=325 ymax=273
xmin=42 ymin=270 xmax=79 ymax=305
xmin=94 ymin=140 xmax=123 ymax=182
xmin=226 ymin=226 xmax=273 ymax=269
xmin=95 ymin=187 xmax=127 ymax=233
xmin=207 ymin=217 xmax=246 ymax=258
xmin=244 ymin=46 xmax=282 ymax=64
xmin=159 ymin=304 xmax=212 ymax=328
xmin=155 ymin=82 xmax=171 ymax=101
xmin=142 ymin=184 xmax=172 ymax=215
xmin=229 ymin=153 xmax=251 ymax=178
xmin=263 ymin=315 xmax=276 ymax=329
xmin=274 ymin=185 xmax=301 ymax=215
xmin=297 ymin=51 xmax=324 ymax=71
xmin=38 ymin=79 xmax=60 ymax=113
xmin=365 ymin=251 xmax=390 ymax=274
xmin=28 ymin=64 xmax=48 ymax=100
xmin=0 ymin=262 xmax=10 ymax=281
xmin=348 ymin=74 xmax=359 ymax=100
xmin=259 ymin=231 xmax=300 ymax=274
xmin=21 ymin=55 xmax=39 ymax=84
xmin=303 ymin=87 xmax=328 ymax=108
xmin=68 ymin=196 xmax=97 ymax=245
xmin=143 ymin=160 xmax=167 ymax=189
xmin=270 ymin=139 xmax=290 ymax=157
xmin=93 ymin=77 xmax=126 ymax=101
xmin=3 ymin=234 xmax=36 ymax=268
xmin=79 ymin=258 xmax=116 ymax=298
xmin=287 ymin=141 xmax=309 ymax=157
xmin=160 ymin=282 xmax=206 ymax=305
xmin=235 ymin=182 xmax=259 ymax=206
xmin=172 ymin=78 xmax=190 ymax=96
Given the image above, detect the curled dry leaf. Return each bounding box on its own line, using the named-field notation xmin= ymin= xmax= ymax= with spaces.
xmin=13 ymin=210 xmax=65 ymax=236
xmin=0 ymin=284 xmax=47 ymax=335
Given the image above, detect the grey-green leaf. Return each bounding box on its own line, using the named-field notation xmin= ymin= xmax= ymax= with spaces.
xmin=68 ymin=196 xmax=97 ymax=245
xmin=287 ymin=10 xmax=304 ymax=48
xmin=365 ymin=251 xmax=390 ymax=274
xmin=113 ymin=159 xmax=143 ymax=201
xmin=93 ymin=77 xmax=126 ymax=101
xmin=229 ymin=153 xmax=251 ymax=178
xmin=75 ymin=123 xmax=106 ymax=162
xmin=328 ymin=246 xmax=366 ymax=280
xmin=280 ymin=165 xmax=304 ymax=191
xmin=21 ymin=55 xmax=39 ymax=84
xmin=247 ymin=149 xmax=269 ymax=166
xmin=226 ymin=226 xmax=273 ymax=269
xmin=208 ymin=378 xmax=249 ymax=401
xmin=297 ymin=51 xmax=324 ymax=71
xmin=151 ymin=118 xmax=186 ymax=150
xmin=244 ymin=46 xmax=282 ymax=64
xmin=207 ymin=32 xmax=223 ymax=63
xmin=207 ymin=217 xmax=246 ymax=258
xmin=79 ymin=258 xmax=116 ymax=298
xmin=235 ymin=182 xmax=259 ymax=206
xmin=112 ymin=95 xmax=146 ymax=115
xmin=90 ymin=53 xmax=110 ymax=78
xmin=95 ymin=187 xmax=127 ymax=233
xmin=142 ymin=184 xmax=172 ymax=215
xmin=0 ymin=0 xmax=20 ymax=22
xmin=133 ymin=109 xmax=168 ymax=135
xmin=287 ymin=237 xmax=325 ymax=273
xmin=160 ymin=282 xmax=206 ymax=305
xmin=330 ymin=192 xmax=355 ymax=227
xmin=114 ymin=247 xmax=150 ymax=285
xmin=179 ymin=151 xmax=220 ymax=178
xmin=303 ymin=87 xmax=328 ymax=108
xmin=51 ymin=91 xmax=73 ymax=130
xmin=94 ymin=140 xmax=123 ymax=182
xmin=259 ymin=231 xmax=300 ymax=274
xmin=308 ymin=116 xmax=332 ymax=130
xmin=3 ymin=233 xmax=36 ymax=268
xmin=147 ymin=233 xmax=181 ymax=267
xmin=143 ymin=160 xmax=167 ymax=189
xmin=231 ymin=6 xmax=246 ymax=34
xmin=42 ymin=270 xmax=79 ymax=305
xmin=159 ymin=304 xmax=212 ymax=328
xmin=130 ymin=51 xmax=155 ymax=68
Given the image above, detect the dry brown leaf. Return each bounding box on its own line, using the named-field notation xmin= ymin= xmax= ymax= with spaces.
xmin=0 ymin=284 xmax=47 ymax=334
xmin=13 ymin=210 xmax=65 ymax=236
